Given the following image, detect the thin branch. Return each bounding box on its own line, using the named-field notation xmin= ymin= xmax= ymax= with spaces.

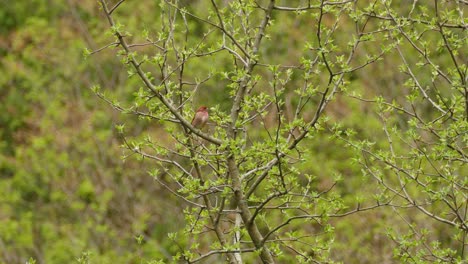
xmin=109 ymin=0 xmax=125 ymax=15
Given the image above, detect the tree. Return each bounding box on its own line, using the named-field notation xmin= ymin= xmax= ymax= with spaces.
xmin=93 ymin=0 xmax=467 ymax=263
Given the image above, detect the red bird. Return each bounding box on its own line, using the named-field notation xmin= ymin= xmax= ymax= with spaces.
xmin=191 ymin=106 xmax=209 ymax=129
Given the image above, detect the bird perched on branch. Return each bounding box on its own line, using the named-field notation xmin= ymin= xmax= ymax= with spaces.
xmin=191 ymin=106 xmax=209 ymax=130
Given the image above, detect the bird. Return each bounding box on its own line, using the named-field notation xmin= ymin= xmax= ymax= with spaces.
xmin=191 ymin=106 xmax=209 ymax=130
